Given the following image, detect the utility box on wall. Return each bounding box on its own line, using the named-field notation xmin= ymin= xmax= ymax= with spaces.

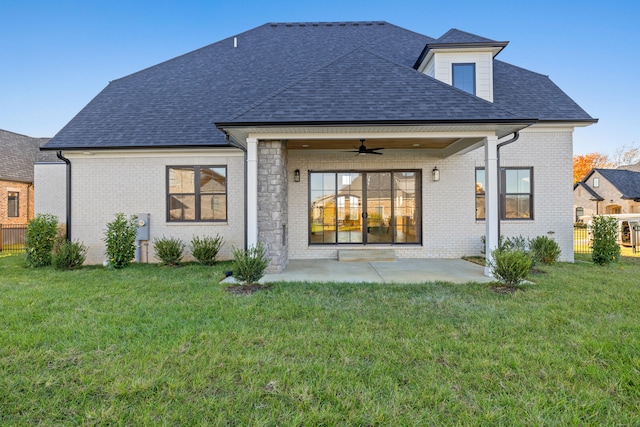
xmin=136 ymin=213 xmax=150 ymax=241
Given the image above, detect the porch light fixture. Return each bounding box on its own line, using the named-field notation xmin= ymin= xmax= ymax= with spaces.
xmin=294 ymin=169 xmax=301 ymax=182
xmin=432 ymin=166 xmax=440 ymax=182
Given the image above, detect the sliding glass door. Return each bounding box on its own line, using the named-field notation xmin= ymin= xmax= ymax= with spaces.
xmin=309 ymin=170 xmax=420 ymax=245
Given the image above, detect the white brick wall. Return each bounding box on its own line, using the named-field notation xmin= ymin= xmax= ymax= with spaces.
xmin=34 ymin=163 xmax=67 ymax=222
xmin=287 ymin=128 xmax=575 ymax=262
xmin=66 ymin=149 xmax=245 ymax=265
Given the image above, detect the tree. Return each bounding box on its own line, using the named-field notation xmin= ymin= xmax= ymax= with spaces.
xmin=611 ymin=142 xmax=640 ymax=167
xmin=573 ymin=152 xmax=611 ymax=183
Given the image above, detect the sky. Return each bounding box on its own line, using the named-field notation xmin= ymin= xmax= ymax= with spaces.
xmin=1 ymin=0 xmax=638 ymax=157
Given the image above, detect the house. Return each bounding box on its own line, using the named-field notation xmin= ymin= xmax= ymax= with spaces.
xmin=39 ymin=22 xmax=596 ymax=273
xmin=574 ymin=168 xmax=640 ymax=219
xmin=0 ymin=129 xmax=54 ymax=225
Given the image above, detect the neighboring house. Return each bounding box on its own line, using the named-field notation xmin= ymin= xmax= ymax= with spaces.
xmin=39 ymin=22 xmax=596 ymax=272
xmin=0 ymin=129 xmax=55 ymax=225
xmin=617 ymin=161 xmax=640 ymax=173
xmin=574 ymin=168 xmax=640 ymax=219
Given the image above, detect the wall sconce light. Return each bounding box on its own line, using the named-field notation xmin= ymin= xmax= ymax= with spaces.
xmin=432 ymin=166 xmax=440 ymax=182
xmin=294 ymin=169 xmax=301 ymax=182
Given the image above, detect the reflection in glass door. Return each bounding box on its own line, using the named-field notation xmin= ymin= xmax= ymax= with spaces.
xmin=309 ymin=170 xmax=421 ymax=245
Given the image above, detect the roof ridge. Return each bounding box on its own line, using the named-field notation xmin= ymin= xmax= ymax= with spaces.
xmin=224 ymin=45 xmax=368 ymax=122
xmin=265 ymin=21 xmax=388 ymax=26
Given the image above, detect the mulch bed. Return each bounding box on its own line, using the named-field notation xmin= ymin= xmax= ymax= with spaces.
xmin=225 ymin=283 xmax=272 ymax=295
xmin=489 ymin=285 xmax=523 ymax=294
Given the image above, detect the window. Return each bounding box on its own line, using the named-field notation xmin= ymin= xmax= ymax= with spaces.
xmin=476 ymin=167 xmax=533 ymax=220
xmin=167 ymin=166 xmax=227 ymax=222
xmin=593 ymin=177 xmax=600 ymax=188
xmin=8 ymin=192 xmax=19 ymax=217
xmin=575 ymin=207 xmax=584 ymax=222
xmin=452 ymin=63 xmax=476 ymax=95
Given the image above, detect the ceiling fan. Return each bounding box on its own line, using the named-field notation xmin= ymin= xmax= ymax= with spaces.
xmin=348 ymin=139 xmax=384 ymax=156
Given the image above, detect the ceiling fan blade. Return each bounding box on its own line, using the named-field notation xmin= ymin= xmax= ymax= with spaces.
xmin=370 ymin=151 xmax=383 ymax=155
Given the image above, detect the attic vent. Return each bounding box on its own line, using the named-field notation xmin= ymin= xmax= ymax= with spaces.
xmin=312 ymin=23 xmax=319 ymax=26
xmin=286 ymin=24 xmax=293 ymax=27
xmin=299 ymin=24 xmax=305 ymax=27
xmin=339 ymin=23 xmax=346 ymax=26
xmin=353 ymin=23 xmax=360 ymax=26
xmin=326 ymin=23 xmax=333 ymax=26
xmin=270 ymin=24 xmax=277 ymax=27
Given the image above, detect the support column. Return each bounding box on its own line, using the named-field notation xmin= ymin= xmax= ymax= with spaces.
xmin=246 ymin=137 xmax=258 ymax=248
xmin=484 ymin=135 xmax=499 ymax=276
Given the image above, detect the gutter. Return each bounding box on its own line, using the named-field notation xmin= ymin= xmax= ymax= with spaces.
xmin=224 ymin=133 xmax=248 ymax=250
xmin=56 ymin=151 xmax=72 ymax=240
xmin=495 ymin=132 xmax=520 ymax=238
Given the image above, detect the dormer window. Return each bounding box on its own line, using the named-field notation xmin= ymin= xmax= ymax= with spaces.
xmin=593 ymin=177 xmax=600 ymax=188
xmin=452 ymin=63 xmax=475 ymax=95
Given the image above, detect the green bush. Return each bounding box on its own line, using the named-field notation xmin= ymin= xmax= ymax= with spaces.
xmin=191 ymin=234 xmax=224 ymax=266
xmin=153 ymin=236 xmax=185 ymax=266
xmin=501 ymin=235 xmax=529 ymax=252
xmin=232 ymin=242 xmax=270 ymax=284
xmin=529 ymin=236 xmax=561 ymax=265
xmin=25 ymin=213 xmax=59 ymax=267
xmin=591 ymin=215 xmax=620 ymax=265
xmin=103 ymin=213 xmax=138 ymax=269
xmin=489 ymin=248 xmax=532 ymax=287
xmin=52 ymin=240 xmax=87 ymax=270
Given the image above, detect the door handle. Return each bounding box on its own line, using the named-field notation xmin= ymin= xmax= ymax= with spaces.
xmin=362 ymin=212 xmax=368 ymax=219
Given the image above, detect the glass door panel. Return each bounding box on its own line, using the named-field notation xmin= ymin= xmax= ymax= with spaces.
xmin=394 ymin=171 xmax=419 ymax=243
xmin=310 ymin=173 xmax=337 ymax=243
xmin=365 ymin=172 xmax=392 ymax=243
xmin=337 ymin=173 xmax=363 ymax=243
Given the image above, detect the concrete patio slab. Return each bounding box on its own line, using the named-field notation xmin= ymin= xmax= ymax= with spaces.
xmin=259 ymin=258 xmax=493 ymax=284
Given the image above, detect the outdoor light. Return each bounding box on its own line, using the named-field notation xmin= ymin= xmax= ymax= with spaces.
xmin=432 ymin=166 xmax=440 ymax=182
xmin=294 ymin=169 xmax=301 ymax=182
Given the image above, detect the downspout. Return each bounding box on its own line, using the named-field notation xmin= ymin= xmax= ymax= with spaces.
xmin=496 ymin=132 xmax=520 ymax=239
xmin=56 ymin=151 xmax=71 ymax=241
xmin=225 ymin=134 xmax=248 ymax=250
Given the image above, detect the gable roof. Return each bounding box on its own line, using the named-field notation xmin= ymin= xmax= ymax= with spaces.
xmin=43 ymin=21 xmax=595 ymax=151
xmin=593 ymin=168 xmax=640 ymax=200
xmin=435 ymin=28 xmax=498 ymax=44
xmin=573 ymin=181 xmax=604 ymax=201
xmin=0 ymin=129 xmax=54 ymax=183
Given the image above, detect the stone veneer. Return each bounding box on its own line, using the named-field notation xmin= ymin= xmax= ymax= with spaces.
xmin=257 ymin=141 xmax=289 ymax=273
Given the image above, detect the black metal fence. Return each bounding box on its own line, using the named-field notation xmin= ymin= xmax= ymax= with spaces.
xmin=0 ymin=224 xmax=27 ymax=253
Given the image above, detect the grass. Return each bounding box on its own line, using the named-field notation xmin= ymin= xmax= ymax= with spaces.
xmin=1 ymin=254 xmax=639 ymax=425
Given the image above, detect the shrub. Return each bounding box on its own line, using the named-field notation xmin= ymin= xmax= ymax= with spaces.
xmin=591 ymin=215 xmax=620 ymax=265
xmin=501 ymin=235 xmax=529 ymax=253
xmin=191 ymin=234 xmax=224 ymax=266
xmin=529 ymin=236 xmax=561 ymax=265
xmin=25 ymin=213 xmax=59 ymax=267
xmin=52 ymin=240 xmax=87 ymax=270
xmin=153 ymin=236 xmax=185 ymax=266
xmin=232 ymin=242 xmax=270 ymax=284
xmin=103 ymin=213 xmax=138 ymax=269
xmin=489 ymin=248 xmax=532 ymax=287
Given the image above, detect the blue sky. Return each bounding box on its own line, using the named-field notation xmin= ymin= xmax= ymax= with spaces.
xmin=1 ymin=0 xmax=638 ymax=156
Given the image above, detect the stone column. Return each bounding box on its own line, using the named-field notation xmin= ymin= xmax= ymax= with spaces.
xmin=257 ymin=140 xmax=289 ymax=273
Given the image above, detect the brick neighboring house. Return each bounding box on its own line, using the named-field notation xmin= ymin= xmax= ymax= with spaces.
xmin=573 ymin=168 xmax=640 ymax=219
xmin=39 ymin=22 xmax=596 ymax=272
xmin=0 ymin=129 xmax=55 ymax=225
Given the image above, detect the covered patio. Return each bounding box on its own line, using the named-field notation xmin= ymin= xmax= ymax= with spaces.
xmin=260 ymin=258 xmax=494 ymax=284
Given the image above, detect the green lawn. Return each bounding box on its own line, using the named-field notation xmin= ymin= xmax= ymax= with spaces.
xmin=1 ymin=253 xmax=639 ymax=425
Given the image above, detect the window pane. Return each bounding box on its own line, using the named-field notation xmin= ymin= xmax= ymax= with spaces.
xmin=200 ymin=167 xmax=226 ymax=192
xmin=8 ymin=192 xmax=19 ymax=217
xmin=201 ymin=194 xmax=227 ymax=221
xmin=504 ymin=195 xmax=531 ymax=219
xmin=475 ymin=169 xmax=485 ymax=194
xmin=476 ymin=195 xmax=485 ymax=220
xmin=169 ymin=167 xmax=195 ymax=193
xmin=452 ymin=63 xmax=475 ymax=94
xmin=169 ymin=195 xmax=195 ymax=220
xmin=505 ymin=169 xmax=530 ymax=193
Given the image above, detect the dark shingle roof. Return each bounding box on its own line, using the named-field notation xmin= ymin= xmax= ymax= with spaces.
xmin=595 ymin=168 xmax=640 ymax=199
xmin=42 ymin=22 xmax=595 ymax=150
xmin=0 ymin=129 xmax=54 ymax=182
xmin=226 ymin=47 xmax=519 ymax=124
xmin=435 ymin=29 xmax=497 ymax=44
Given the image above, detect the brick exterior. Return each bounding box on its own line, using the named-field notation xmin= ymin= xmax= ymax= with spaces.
xmin=0 ymin=180 xmax=34 ymax=225
xmin=287 ymin=128 xmax=575 ymax=262
xmin=60 ymin=150 xmax=245 ymax=265
xmin=257 ymin=141 xmax=289 ymax=273
xmin=34 ymin=163 xmax=67 ymax=223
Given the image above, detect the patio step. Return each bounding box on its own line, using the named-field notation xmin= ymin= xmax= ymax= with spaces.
xmin=338 ymin=249 xmax=397 ymax=262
